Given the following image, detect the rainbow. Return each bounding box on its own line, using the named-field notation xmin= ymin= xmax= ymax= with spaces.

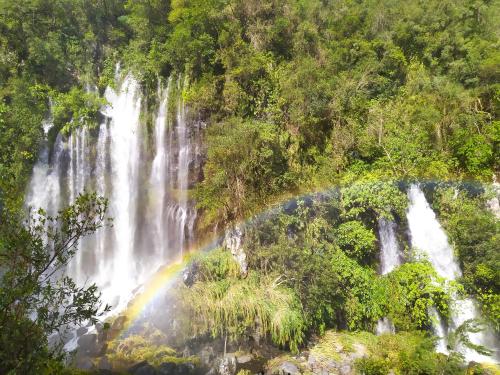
xmin=113 ymin=236 xmax=219 ymax=337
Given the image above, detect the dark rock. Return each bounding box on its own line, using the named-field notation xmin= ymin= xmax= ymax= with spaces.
xmin=76 ymin=357 xmax=95 ymax=370
xmin=158 ymin=362 xmax=177 ymax=374
xmin=77 ymin=326 xmax=88 ymax=336
xmin=183 ymin=261 xmax=200 ymax=287
xmin=158 ymin=361 xmax=196 ymax=375
xmin=98 ymin=356 xmax=112 ymax=370
xmin=128 ymin=361 xmax=157 ymax=375
xmin=77 ymin=333 xmax=106 ymax=357
xmin=77 ymin=333 xmax=97 ymax=354
xmin=95 ymin=322 xmax=104 ymax=333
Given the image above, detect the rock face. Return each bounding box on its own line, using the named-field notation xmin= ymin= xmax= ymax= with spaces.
xmin=277 ymin=361 xmax=300 ymax=374
xmin=224 ymin=225 xmax=248 ymax=276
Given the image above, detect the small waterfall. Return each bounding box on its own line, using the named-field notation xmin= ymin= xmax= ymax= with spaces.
xmin=25 ymin=73 xmax=203 ymax=322
xmin=378 ymin=218 xmax=401 ymax=275
xmin=26 ymin=121 xmax=63 ymax=218
xmin=376 ymin=218 xmax=401 ymax=335
xmin=407 ymin=185 xmax=497 ymax=362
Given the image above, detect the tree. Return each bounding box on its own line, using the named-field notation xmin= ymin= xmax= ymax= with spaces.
xmin=0 ymin=193 xmax=110 ymax=374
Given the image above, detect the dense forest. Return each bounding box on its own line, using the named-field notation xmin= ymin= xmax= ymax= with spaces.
xmin=0 ymin=0 xmax=499 ymax=374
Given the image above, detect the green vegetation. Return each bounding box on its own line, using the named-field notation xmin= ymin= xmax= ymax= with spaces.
xmin=0 ymin=0 xmax=498 ymax=372
xmin=106 ymin=329 xmax=197 ymax=370
xmin=181 ymin=190 xmax=453 ymax=351
xmin=181 ymin=250 xmax=305 ymax=352
xmin=0 ymin=193 xmax=110 ymax=373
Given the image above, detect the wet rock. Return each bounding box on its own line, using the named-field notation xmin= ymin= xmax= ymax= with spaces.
xmin=176 ymin=362 xmax=196 ymax=374
xmin=75 ymin=357 xmax=95 ymax=370
xmin=77 ymin=333 xmax=106 ymax=357
xmin=77 ymin=326 xmax=88 ymax=336
xmin=183 ymin=261 xmax=200 ymax=287
xmin=77 ymin=333 xmax=97 ymax=354
xmin=128 ymin=360 xmax=157 ymax=375
xmin=95 ymin=322 xmax=104 ymax=333
xmin=158 ymin=361 xmax=196 ymax=375
xmin=97 ymin=356 xmax=112 ymax=370
xmin=158 ymin=362 xmax=176 ymax=374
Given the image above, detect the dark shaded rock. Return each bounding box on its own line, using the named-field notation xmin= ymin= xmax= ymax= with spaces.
xmin=77 ymin=333 xmax=106 ymax=357
xmin=98 ymin=356 xmax=112 ymax=370
xmin=77 ymin=326 xmax=88 ymax=336
xmin=76 ymin=357 xmax=95 ymax=370
xmin=158 ymin=362 xmax=177 ymax=374
xmin=183 ymin=261 xmax=200 ymax=287
xmin=77 ymin=333 xmax=97 ymax=354
xmin=95 ymin=322 xmax=104 ymax=333
xmin=128 ymin=361 xmax=157 ymax=375
xmin=158 ymin=362 xmax=196 ymax=375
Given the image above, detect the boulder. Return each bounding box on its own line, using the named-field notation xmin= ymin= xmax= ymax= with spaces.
xmin=277 ymin=361 xmax=300 ymax=375
xmin=236 ymin=354 xmax=253 ymax=364
xmin=75 ymin=357 xmax=95 ymax=370
xmin=97 ymin=356 xmax=112 ymax=370
xmin=158 ymin=361 xmax=196 ymax=375
xmin=77 ymin=333 xmax=97 ymax=354
xmin=128 ymin=361 xmax=157 ymax=375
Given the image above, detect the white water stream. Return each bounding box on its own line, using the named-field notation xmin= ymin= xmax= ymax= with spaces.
xmin=25 ymin=73 xmax=202 ymax=347
xmin=407 ymin=185 xmax=498 ymax=362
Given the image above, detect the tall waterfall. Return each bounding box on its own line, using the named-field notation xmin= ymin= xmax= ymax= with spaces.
xmin=25 ymin=74 xmax=203 ymax=316
xmin=407 ymin=185 xmax=498 ymax=362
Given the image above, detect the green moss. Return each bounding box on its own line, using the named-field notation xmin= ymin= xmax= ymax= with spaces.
xmin=106 ymin=333 xmax=198 ymax=370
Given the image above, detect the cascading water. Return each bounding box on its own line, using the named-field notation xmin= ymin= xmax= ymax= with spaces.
xmin=25 ymin=73 xmax=203 ymax=331
xmin=375 ymin=218 xmax=401 ymax=335
xmin=407 ymin=184 xmax=498 ymax=362
xmin=378 ymin=218 xmax=401 ymax=275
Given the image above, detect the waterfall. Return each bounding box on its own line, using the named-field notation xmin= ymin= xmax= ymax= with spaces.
xmin=25 ymin=73 xmax=202 ymax=322
xmin=376 ymin=218 xmax=401 ymax=335
xmin=26 ymin=121 xmax=63 ymax=218
xmin=149 ymin=79 xmax=171 ymax=258
xmin=407 ymin=184 xmax=498 ymax=362
xmin=378 ymin=218 xmax=401 ymax=275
